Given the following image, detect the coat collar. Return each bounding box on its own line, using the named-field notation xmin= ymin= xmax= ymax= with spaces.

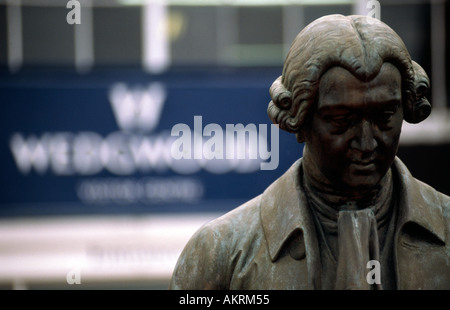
xmin=393 ymin=157 xmax=446 ymax=243
xmin=260 ymin=159 xmax=306 ymax=262
xmin=260 ymin=157 xmax=446 ymax=264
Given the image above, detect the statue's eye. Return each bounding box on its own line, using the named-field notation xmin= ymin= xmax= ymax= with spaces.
xmin=329 ymin=115 xmax=349 ymax=128
xmin=376 ymin=110 xmax=395 ymax=123
xmin=326 ymin=114 xmax=359 ymax=133
xmin=330 ymin=114 xmax=359 ymax=127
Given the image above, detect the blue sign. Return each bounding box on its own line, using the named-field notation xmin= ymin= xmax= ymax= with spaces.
xmin=0 ymin=68 xmax=303 ymax=217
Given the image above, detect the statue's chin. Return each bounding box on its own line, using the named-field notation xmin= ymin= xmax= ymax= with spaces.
xmin=332 ymin=173 xmax=385 ymax=199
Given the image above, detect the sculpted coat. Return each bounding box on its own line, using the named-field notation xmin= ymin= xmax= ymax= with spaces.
xmin=169 ymin=158 xmax=450 ymax=289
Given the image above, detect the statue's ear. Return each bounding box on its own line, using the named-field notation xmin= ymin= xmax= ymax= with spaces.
xmin=408 ymin=60 xmax=431 ymax=123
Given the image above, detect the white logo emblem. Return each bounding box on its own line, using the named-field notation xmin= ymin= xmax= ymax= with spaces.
xmin=109 ymin=82 xmax=166 ymax=133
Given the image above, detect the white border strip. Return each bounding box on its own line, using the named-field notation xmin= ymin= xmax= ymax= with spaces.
xmin=0 ymin=213 xmax=221 ymax=287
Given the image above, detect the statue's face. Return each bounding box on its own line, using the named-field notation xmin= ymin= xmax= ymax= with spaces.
xmin=304 ymin=62 xmax=403 ymax=191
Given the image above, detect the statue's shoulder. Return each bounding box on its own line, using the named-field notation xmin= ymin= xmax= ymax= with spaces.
xmin=169 ymin=195 xmax=264 ymax=289
xmin=413 ymin=176 xmax=450 ymax=211
xmin=196 ymin=194 xmax=263 ymax=244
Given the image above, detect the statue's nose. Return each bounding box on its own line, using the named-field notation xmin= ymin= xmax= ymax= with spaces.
xmin=351 ymin=120 xmax=378 ymax=153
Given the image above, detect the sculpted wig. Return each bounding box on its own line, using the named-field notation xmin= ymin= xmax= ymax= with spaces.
xmin=268 ymin=14 xmax=431 ymax=142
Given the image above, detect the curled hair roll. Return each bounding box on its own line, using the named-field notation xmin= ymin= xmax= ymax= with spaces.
xmin=403 ymin=60 xmax=431 ymax=123
xmin=269 ymin=76 xmax=292 ymax=110
xmin=268 ymin=76 xmax=296 ymax=133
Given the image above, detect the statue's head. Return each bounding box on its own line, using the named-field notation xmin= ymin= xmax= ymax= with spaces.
xmin=268 ymin=15 xmax=431 ymax=192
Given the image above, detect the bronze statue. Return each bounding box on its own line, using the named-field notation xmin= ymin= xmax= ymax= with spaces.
xmin=169 ymin=14 xmax=450 ymax=290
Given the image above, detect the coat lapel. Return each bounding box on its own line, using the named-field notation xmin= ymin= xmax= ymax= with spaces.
xmin=260 ymin=159 xmax=321 ymax=289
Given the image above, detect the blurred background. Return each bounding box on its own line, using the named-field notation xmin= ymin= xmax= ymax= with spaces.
xmin=0 ymin=0 xmax=448 ymax=289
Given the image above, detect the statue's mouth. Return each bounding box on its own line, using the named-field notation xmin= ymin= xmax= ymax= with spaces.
xmin=349 ymin=159 xmax=377 ymax=174
xmin=351 ymin=159 xmax=375 ymax=165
